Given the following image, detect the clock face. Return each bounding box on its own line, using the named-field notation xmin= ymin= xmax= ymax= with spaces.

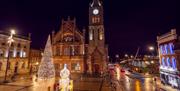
xmin=93 ymin=9 xmax=99 ymax=15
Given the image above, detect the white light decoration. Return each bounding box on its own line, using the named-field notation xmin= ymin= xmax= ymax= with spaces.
xmin=36 ymin=35 xmax=55 ymax=91
xmin=59 ymin=64 xmax=73 ymax=91
xmin=38 ymin=35 xmax=55 ymax=79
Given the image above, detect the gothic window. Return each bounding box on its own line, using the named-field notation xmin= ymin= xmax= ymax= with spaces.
xmin=64 ymin=36 xmax=73 ymax=42
xmin=89 ymin=30 xmax=93 ymax=40
xmin=74 ymin=46 xmax=80 ymax=55
xmin=99 ymin=29 xmax=103 ymax=40
xmin=71 ymin=63 xmax=80 ymax=71
xmin=71 ymin=46 xmax=75 ymax=56
xmin=64 ymin=46 xmax=70 ymax=56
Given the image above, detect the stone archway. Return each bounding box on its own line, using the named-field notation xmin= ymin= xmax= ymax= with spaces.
xmin=91 ymin=48 xmax=103 ymax=74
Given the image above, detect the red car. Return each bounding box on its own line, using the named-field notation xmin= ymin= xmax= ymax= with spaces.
xmin=121 ymin=68 xmax=125 ymax=72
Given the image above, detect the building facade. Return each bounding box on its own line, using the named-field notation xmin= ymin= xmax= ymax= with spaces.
xmin=29 ymin=49 xmax=42 ymax=73
xmin=157 ymin=29 xmax=180 ymax=88
xmin=51 ymin=0 xmax=108 ymax=74
xmin=0 ymin=31 xmax=31 ymax=77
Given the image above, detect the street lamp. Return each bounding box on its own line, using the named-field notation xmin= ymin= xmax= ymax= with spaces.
xmin=149 ymin=46 xmax=154 ymax=51
xmin=3 ymin=29 xmax=16 ymax=83
xmin=148 ymin=46 xmax=155 ymax=57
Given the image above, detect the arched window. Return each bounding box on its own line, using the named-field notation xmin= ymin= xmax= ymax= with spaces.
xmin=89 ymin=30 xmax=93 ymax=40
xmin=160 ymin=46 xmax=164 ymax=55
xmin=164 ymin=44 xmax=168 ymax=54
xmin=172 ymin=57 xmax=177 ymax=69
xmin=99 ymin=30 xmax=103 ymax=40
xmin=169 ymin=43 xmax=174 ymax=54
xmin=166 ymin=57 xmax=171 ymax=67
xmin=162 ymin=57 xmax=165 ymax=67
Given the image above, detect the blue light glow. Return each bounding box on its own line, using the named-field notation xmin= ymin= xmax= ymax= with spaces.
xmin=169 ymin=43 xmax=174 ymax=54
xmin=172 ymin=57 xmax=176 ymax=69
xmin=162 ymin=57 xmax=165 ymax=67
xmin=164 ymin=44 xmax=168 ymax=54
xmin=166 ymin=57 xmax=170 ymax=67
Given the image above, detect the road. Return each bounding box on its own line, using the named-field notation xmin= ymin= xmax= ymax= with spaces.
xmin=110 ymin=67 xmax=178 ymax=91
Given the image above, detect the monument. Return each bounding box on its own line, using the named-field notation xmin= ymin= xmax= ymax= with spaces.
xmin=59 ymin=64 xmax=73 ymax=91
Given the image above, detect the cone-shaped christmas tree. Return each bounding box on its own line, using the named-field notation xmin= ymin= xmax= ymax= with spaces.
xmin=38 ymin=35 xmax=55 ymax=79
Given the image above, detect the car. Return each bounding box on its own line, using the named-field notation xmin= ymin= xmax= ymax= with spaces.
xmin=121 ymin=68 xmax=125 ymax=72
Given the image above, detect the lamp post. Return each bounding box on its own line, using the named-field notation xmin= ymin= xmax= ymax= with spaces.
xmin=148 ymin=46 xmax=155 ymax=57
xmin=3 ymin=29 xmax=15 ymax=83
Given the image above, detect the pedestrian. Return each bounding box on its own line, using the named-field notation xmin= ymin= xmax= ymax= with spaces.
xmin=154 ymin=77 xmax=156 ymax=82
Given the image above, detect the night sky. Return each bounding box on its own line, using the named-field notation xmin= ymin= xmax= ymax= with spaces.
xmin=0 ymin=0 xmax=178 ymax=58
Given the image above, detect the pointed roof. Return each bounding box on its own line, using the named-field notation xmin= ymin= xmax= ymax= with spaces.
xmin=90 ymin=0 xmax=102 ymax=7
xmin=43 ymin=35 xmax=53 ymax=57
xmin=38 ymin=35 xmax=55 ymax=79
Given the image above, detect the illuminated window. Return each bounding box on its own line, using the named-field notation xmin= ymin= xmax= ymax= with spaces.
xmin=169 ymin=43 xmax=174 ymax=54
xmin=89 ymin=30 xmax=93 ymax=40
xmin=99 ymin=30 xmax=103 ymax=40
xmin=64 ymin=47 xmax=70 ymax=56
xmin=164 ymin=44 xmax=168 ymax=54
xmin=166 ymin=57 xmax=171 ymax=67
xmin=160 ymin=46 xmax=163 ymax=54
xmin=162 ymin=57 xmax=165 ymax=67
xmin=172 ymin=57 xmax=177 ymax=69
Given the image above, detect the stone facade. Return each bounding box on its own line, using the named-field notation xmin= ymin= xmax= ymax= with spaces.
xmin=51 ymin=0 xmax=108 ymax=74
xmin=29 ymin=49 xmax=42 ymax=73
xmin=0 ymin=31 xmax=31 ymax=77
xmin=157 ymin=29 xmax=180 ymax=88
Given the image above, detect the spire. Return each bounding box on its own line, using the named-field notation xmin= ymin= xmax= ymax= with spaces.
xmin=90 ymin=0 xmax=101 ymax=7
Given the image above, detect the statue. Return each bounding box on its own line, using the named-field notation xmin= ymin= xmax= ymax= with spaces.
xmin=59 ymin=64 xmax=71 ymax=91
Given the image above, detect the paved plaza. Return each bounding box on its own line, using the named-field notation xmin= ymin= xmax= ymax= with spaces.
xmin=0 ymin=74 xmax=112 ymax=91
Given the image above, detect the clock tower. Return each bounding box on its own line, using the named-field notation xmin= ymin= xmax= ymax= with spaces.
xmin=88 ymin=0 xmax=107 ymax=74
